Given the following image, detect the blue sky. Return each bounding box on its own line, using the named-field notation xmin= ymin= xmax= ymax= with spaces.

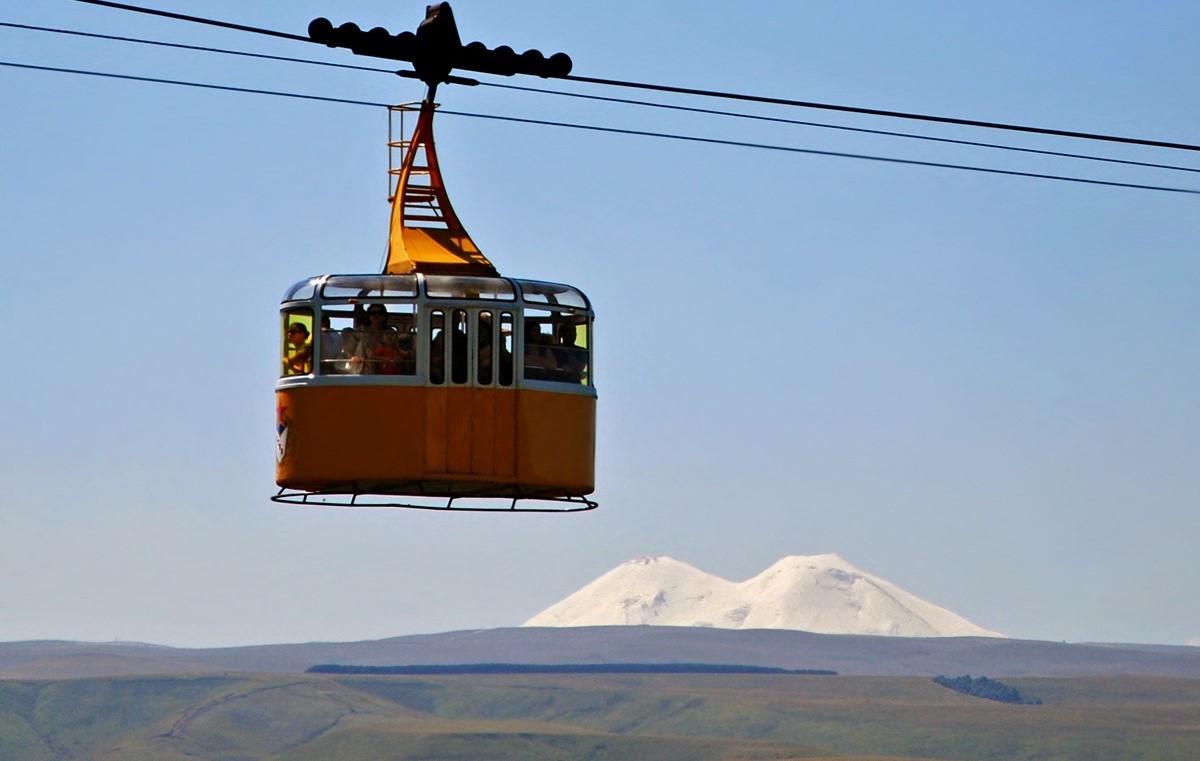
xmin=1 ymin=1 xmax=1197 ymax=648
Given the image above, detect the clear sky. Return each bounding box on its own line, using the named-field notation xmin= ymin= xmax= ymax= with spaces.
xmin=1 ymin=1 xmax=1197 ymax=648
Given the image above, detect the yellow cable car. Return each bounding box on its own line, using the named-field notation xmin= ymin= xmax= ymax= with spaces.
xmin=273 ymin=99 xmax=596 ymax=511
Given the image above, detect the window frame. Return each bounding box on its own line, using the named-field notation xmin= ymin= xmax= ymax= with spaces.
xmin=276 ymin=273 xmax=594 ymax=396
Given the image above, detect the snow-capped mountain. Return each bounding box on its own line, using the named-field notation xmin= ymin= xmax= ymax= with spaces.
xmin=523 ymin=554 xmax=1004 ymax=638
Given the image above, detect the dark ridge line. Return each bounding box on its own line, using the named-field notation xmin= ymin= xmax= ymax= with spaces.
xmin=307 ymin=663 xmax=839 ymax=676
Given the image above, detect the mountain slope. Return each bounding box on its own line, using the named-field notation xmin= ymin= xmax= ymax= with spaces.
xmin=523 ymin=554 xmax=1003 ymax=637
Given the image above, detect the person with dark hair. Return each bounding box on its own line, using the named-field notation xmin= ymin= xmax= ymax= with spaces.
xmin=523 ymin=318 xmax=556 ymax=381
xmin=357 ymin=303 xmax=390 ymax=374
xmin=553 ymin=320 xmax=587 ymax=384
xmin=283 ymin=322 xmax=313 ymax=375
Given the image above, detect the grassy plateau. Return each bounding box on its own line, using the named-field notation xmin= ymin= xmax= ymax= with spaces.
xmin=0 ymin=672 xmax=1197 ymax=760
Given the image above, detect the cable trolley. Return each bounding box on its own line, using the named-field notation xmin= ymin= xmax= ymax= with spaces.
xmin=274 ymin=5 xmax=595 ymax=511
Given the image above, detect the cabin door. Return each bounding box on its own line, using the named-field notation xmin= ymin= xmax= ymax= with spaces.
xmin=424 ymin=308 xmax=517 ymax=484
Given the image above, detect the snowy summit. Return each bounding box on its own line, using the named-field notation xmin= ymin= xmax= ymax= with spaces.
xmin=523 ymin=554 xmax=1003 ymax=638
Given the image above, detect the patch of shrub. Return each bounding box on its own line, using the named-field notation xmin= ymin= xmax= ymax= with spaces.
xmin=932 ymin=675 xmax=1041 ymax=704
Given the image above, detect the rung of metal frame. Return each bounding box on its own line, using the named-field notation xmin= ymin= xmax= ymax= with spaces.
xmin=272 ymin=488 xmax=597 ymax=513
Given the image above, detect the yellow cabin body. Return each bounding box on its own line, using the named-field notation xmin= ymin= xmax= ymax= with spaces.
xmin=275 ymin=274 xmax=596 ymax=507
xmin=276 ymin=386 xmax=594 ymax=497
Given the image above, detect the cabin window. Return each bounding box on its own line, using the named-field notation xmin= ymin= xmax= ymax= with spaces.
xmin=499 ymin=312 xmax=514 ymax=387
xmin=321 ymin=275 xmax=417 ymax=299
xmin=477 ymin=311 xmax=493 ymax=386
xmin=429 ymin=310 xmax=446 ymax=385
xmin=523 ymin=308 xmax=589 ymax=385
xmin=517 ymin=280 xmax=589 ymax=309
xmin=450 ymin=309 xmax=469 ymax=384
xmin=317 ymin=303 xmax=416 ymax=376
xmin=282 ymin=277 xmax=320 ymax=302
xmin=428 ymin=309 xmax=474 ymax=385
xmin=280 ymin=308 xmax=314 ymax=377
xmin=425 ymin=275 xmax=515 ymax=301
xmin=472 ymin=310 xmax=515 ymax=388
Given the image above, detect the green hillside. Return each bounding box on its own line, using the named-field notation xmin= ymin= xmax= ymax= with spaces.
xmin=1 ymin=673 xmax=1197 ymax=760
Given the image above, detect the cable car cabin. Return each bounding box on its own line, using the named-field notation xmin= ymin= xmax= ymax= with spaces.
xmin=274 ymin=273 xmax=596 ymax=510
xmin=270 ymin=57 xmax=595 ymax=512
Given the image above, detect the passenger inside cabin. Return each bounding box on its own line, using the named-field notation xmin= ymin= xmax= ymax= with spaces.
xmin=396 ymin=336 xmax=416 ymax=375
xmin=554 ymin=322 xmax=587 ymax=384
xmin=371 ymin=329 xmax=408 ymax=375
xmin=336 ymin=329 xmax=363 ymax=374
xmin=319 ymin=315 xmax=342 ymax=373
xmin=523 ymin=319 xmax=557 ymax=380
xmin=283 ymin=322 xmax=312 ymax=375
xmin=357 ymin=304 xmax=390 ymax=373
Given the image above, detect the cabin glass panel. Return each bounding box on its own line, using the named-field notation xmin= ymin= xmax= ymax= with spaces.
xmin=450 ymin=308 xmax=470 ymax=384
xmin=523 ymin=308 xmax=590 ymax=385
xmin=318 ymin=303 xmax=416 ymax=376
xmin=321 ymin=274 xmax=417 ymax=299
xmin=517 ymin=280 xmax=589 ymax=309
xmin=280 ymin=308 xmax=314 ymax=377
xmin=499 ymin=312 xmax=515 ymax=387
xmin=283 ymin=277 xmax=320 ymax=302
xmin=477 ymin=311 xmax=493 ymax=386
xmin=425 ymin=275 xmax=515 ymax=301
xmin=429 ymin=309 xmax=446 ymax=385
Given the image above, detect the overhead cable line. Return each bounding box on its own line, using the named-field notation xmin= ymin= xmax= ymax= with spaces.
xmin=7 ymin=20 xmax=1197 ymax=176
xmin=563 ymin=74 xmax=1200 ymax=154
xmin=0 ymin=60 xmax=385 ymax=107
xmin=483 ymin=82 xmax=1200 ymax=176
xmin=68 ymin=0 xmax=309 ymax=42
xmin=65 ymin=0 xmax=1200 ymax=154
xmin=438 ymin=109 xmax=1200 ymax=196
xmin=0 ymin=20 xmax=393 ymax=73
xmin=5 ymin=60 xmax=1197 ymax=197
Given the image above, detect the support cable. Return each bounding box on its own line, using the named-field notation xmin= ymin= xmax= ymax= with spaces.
xmin=0 ymin=20 xmax=392 ymax=73
xmin=0 ymin=60 xmax=385 ymax=107
xmin=481 ymin=82 xmax=1200 ymax=176
xmin=5 ymin=20 xmax=1196 ymax=175
xmin=68 ymin=0 xmax=309 ymax=42
xmin=438 ymin=108 xmax=1200 ymax=196
xmin=63 ymin=0 xmax=1200 ymax=153
xmin=4 ymin=59 xmax=1197 ymax=196
xmin=563 ymin=74 xmax=1200 ymax=153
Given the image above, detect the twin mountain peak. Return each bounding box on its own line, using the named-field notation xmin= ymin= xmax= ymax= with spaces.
xmin=523 ymin=553 xmax=1003 ymax=638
